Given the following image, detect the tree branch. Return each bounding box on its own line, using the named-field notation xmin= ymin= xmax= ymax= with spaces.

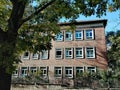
xmin=21 ymin=0 xmax=56 ymax=25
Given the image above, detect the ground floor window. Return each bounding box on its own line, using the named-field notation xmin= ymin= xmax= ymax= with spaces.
xmin=30 ymin=67 xmax=37 ymax=74
xmin=65 ymin=67 xmax=73 ymax=78
xmin=21 ymin=67 xmax=28 ymax=77
xmin=76 ymin=67 xmax=84 ymax=76
xmin=87 ymin=66 xmax=96 ymax=73
xmin=40 ymin=67 xmax=48 ymax=76
xmin=12 ymin=69 xmax=18 ymax=77
xmin=54 ymin=67 xmax=62 ymax=77
xmin=65 ymin=48 xmax=73 ymax=59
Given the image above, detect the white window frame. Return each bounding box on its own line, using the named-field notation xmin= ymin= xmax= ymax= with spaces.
xmin=76 ymin=67 xmax=84 ymax=76
xmin=85 ymin=29 xmax=94 ymax=40
xmin=75 ymin=30 xmax=83 ymax=40
xmin=87 ymin=66 xmax=96 ymax=73
xmin=65 ymin=67 xmax=73 ymax=78
xmin=30 ymin=67 xmax=37 ymax=74
xmin=85 ymin=47 xmax=95 ymax=58
xmin=23 ymin=51 xmax=29 ymax=60
xmin=55 ymin=32 xmax=63 ymax=41
xmin=65 ymin=48 xmax=73 ymax=59
xmin=55 ymin=48 xmax=63 ymax=59
xmin=32 ymin=53 xmax=39 ymax=59
xmin=65 ymin=31 xmax=73 ymax=41
xmin=75 ymin=47 xmax=84 ymax=58
xmin=41 ymin=50 xmax=48 ymax=59
xmin=21 ymin=67 xmax=28 ymax=77
xmin=40 ymin=67 xmax=48 ymax=76
xmin=54 ymin=67 xmax=62 ymax=77
xmin=12 ymin=69 xmax=18 ymax=77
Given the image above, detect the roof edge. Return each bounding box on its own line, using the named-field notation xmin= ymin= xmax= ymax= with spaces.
xmin=58 ymin=19 xmax=107 ymax=28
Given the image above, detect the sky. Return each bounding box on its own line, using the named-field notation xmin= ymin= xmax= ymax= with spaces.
xmin=32 ymin=1 xmax=120 ymax=33
xmin=77 ymin=10 xmax=120 ymax=33
xmin=60 ymin=10 xmax=120 ymax=33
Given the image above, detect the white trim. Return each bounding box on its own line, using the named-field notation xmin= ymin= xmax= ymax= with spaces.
xmin=12 ymin=69 xmax=18 ymax=77
xmin=32 ymin=53 xmax=39 ymax=60
xmin=55 ymin=48 xmax=63 ymax=59
xmin=65 ymin=31 xmax=73 ymax=41
xmin=76 ymin=67 xmax=84 ymax=75
xmin=21 ymin=67 xmax=28 ymax=77
xmin=75 ymin=30 xmax=83 ymax=40
xmin=75 ymin=47 xmax=84 ymax=59
xmin=65 ymin=67 xmax=73 ymax=78
xmin=23 ymin=51 xmax=30 ymax=60
xmin=30 ymin=67 xmax=37 ymax=74
xmin=85 ymin=29 xmax=94 ymax=40
xmin=54 ymin=67 xmax=62 ymax=77
xmin=87 ymin=66 xmax=96 ymax=73
xmin=65 ymin=48 xmax=73 ymax=59
xmin=85 ymin=47 xmax=95 ymax=59
xmin=40 ymin=67 xmax=48 ymax=76
xmin=41 ymin=50 xmax=48 ymax=59
xmin=55 ymin=32 xmax=63 ymax=41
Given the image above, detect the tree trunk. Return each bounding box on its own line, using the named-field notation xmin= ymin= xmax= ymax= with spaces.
xmin=0 ymin=67 xmax=12 ymax=90
xmin=0 ymin=1 xmax=27 ymax=90
xmin=0 ymin=30 xmax=18 ymax=90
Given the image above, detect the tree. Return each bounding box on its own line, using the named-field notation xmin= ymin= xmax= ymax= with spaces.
xmin=0 ymin=0 xmax=120 ymax=90
xmin=107 ymin=30 xmax=120 ymax=72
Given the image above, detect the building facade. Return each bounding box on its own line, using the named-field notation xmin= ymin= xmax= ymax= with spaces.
xmin=12 ymin=19 xmax=108 ymax=84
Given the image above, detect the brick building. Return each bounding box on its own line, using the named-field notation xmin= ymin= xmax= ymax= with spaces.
xmin=12 ymin=19 xmax=108 ymax=84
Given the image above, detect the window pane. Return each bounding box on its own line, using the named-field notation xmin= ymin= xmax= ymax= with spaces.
xmin=65 ymin=32 xmax=72 ymax=41
xmin=55 ymin=32 xmax=63 ymax=41
xmin=65 ymin=48 xmax=72 ymax=58
xmin=23 ymin=52 xmax=29 ymax=59
xmin=87 ymin=67 xmax=96 ymax=73
xmin=75 ymin=30 xmax=83 ymax=40
xmin=41 ymin=50 xmax=48 ymax=59
xmin=54 ymin=67 xmax=62 ymax=77
xmin=40 ymin=67 xmax=47 ymax=76
xmin=21 ymin=67 xmax=28 ymax=76
xmin=32 ymin=53 xmax=39 ymax=59
xmin=86 ymin=47 xmax=95 ymax=58
xmin=65 ymin=67 xmax=73 ymax=78
xmin=76 ymin=48 xmax=83 ymax=58
xmin=85 ymin=30 xmax=94 ymax=39
xmin=55 ymin=49 xmax=62 ymax=59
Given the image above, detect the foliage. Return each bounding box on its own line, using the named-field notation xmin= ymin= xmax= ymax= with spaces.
xmin=106 ymin=30 xmax=120 ymax=70
xmin=12 ymin=70 xmax=49 ymax=84
xmin=0 ymin=0 xmax=120 ymax=89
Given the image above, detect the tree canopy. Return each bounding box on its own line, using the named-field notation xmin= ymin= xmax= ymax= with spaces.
xmin=107 ymin=30 xmax=120 ymax=70
xmin=0 ymin=0 xmax=120 ymax=90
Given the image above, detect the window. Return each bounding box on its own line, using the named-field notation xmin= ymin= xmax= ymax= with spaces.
xmin=87 ymin=67 xmax=96 ymax=73
xmin=75 ymin=47 xmax=83 ymax=58
xmin=32 ymin=53 xmax=39 ymax=59
xmin=12 ymin=69 xmax=18 ymax=77
xmin=55 ymin=48 xmax=63 ymax=59
xmin=65 ymin=67 xmax=73 ymax=78
xmin=85 ymin=29 xmax=94 ymax=39
xmin=76 ymin=67 xmax=84 ymax=76
xmin=86 ymin=47 xmax=95 ymax=58
xmin=65 ymin=48 xmax=73 ymax=58
xmin=65 ymin=31 xmax=72 ymax=41
xmin=40 ymin=67 xmax=48 ymax=76
xmin=30 ymin=67 xmax=37 ymax=74
xmin=41 ymin=50 xmax=48 ymax=59
xmin=54 ymin=67 xmax=62 ymax=77
xmin=23 ymin=52 xmax=29 ymax=60
xmin=21 ymin=67 xmax=28 ymax=77
xmin=55 ymin=32 xmax=63 ymax=41
xmin=75 ymin=30 xmax=83 ymax=40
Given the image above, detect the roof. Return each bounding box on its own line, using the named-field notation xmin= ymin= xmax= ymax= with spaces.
xmin=58 ymin=19 xmax=107 ymax=28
